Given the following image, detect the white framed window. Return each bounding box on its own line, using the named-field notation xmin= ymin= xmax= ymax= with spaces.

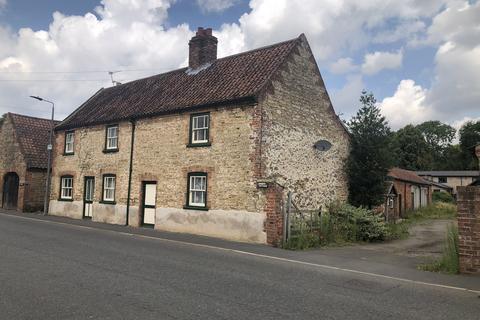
xmin=106 ymin=125 xmax=118 ymax=150
xmin=388 ymin=198 xmax=394 ymax=209
xmin=190 ymin=114 xmax=209 ymax=144
xmin=64 ymin=131 xmax=74 ymax=154
xmin=103 ymin=175 xmax=116 ymax=202
xmin=188 ymin=173 xmax=207 ymax=207
xmin=60 ymin=176 xmax=73 ymax=200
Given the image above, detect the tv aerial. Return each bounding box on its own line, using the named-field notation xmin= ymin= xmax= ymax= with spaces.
xmin=108 ymin=70 xmax=122 ymax=86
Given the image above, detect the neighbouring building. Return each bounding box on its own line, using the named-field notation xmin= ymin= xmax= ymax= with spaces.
xmin=417 ymin=170 xmax=479 ymax=196
xmin=384 ymin=168 xmax=432 ymax=219
xmin=0 ymin=113 xmax=58 ymax=212
xmin=49 ymin=28 xmax=350 ymax=245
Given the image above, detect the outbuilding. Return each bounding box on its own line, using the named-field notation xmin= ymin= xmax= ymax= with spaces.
xmin=0 ymin=113 xmax=58 ymax=212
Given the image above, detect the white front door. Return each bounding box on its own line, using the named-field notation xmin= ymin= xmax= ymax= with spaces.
xmin=142 ymin=182 xmax=157 ymax=226
xmin=84 ymin=177 xmax=94 ymax=218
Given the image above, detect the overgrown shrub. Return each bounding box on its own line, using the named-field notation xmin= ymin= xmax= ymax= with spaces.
xmin=284 ymin=202 xmax=388 ymax=249
xmin=432 ymin=192 xmax=454 ymax=203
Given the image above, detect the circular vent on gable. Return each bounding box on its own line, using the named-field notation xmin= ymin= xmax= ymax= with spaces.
xmin=314 ymin=140 xmax=332 ymax=152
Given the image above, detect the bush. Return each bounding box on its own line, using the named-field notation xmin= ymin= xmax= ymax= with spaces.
xmin=406 ymin=202 xmax=456 ymax=221
xmin=432 ymin=192 xmax=454 ymax=203
xmin=285 ymin=202 xmax=388 ymax=249
xmin=418 ymin=224 xmax=459 ymax=274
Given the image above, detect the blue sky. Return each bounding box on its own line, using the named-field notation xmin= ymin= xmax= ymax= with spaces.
xmin=0 ymin=0 xmax=478 ymax=130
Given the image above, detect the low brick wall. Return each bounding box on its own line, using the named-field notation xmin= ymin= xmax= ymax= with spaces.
xmin=457 ymin=186 xmax=480 ymax=274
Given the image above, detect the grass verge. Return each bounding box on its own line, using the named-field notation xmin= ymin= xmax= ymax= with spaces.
xmin=418 ymin=223 xmax=459 ymax=274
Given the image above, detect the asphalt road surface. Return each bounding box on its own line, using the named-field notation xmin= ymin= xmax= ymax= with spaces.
xmin=1 ymin=213 xmax=479 ymax=320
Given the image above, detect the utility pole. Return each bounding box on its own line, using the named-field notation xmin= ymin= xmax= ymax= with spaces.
xmin=30 ymin=95 xmax=55 ymax=215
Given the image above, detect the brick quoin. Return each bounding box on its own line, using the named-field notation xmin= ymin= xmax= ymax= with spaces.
xmin=264 ymin=183 xmax=284 ymax=247
xmin=457 ymin=186 xmax=480 ymax=274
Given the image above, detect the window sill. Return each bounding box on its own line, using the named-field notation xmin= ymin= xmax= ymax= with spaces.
xmin=183 ymin=205 xmax=209 ymax=211
xmin=100 ymin=200 xmax=116 ymax=205
xmin=186 ymin=142 xmax=211 ymax=148
xmin=63 ymin=152 xmax=75 ymax=156
xmin=58 ymin=198 xmax=74 ymax=202
xmin=103 ymin=148 xmax=119 ymax=154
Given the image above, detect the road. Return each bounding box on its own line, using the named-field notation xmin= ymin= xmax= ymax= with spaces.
xmin=0 ymin=213 xmax=479 ymax=320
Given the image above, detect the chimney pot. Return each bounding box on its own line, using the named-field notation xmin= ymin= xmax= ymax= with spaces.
xmin=189 ymin=27 xmax=217 ymax=69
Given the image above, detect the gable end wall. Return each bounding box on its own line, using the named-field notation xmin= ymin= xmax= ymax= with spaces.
xmin=260 ymin=39 xmax=350 ymax=210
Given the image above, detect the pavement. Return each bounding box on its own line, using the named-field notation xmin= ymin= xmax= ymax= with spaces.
xmin=1 ymin=210 xmax=479 ymax=319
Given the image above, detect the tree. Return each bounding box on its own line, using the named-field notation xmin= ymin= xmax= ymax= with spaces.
xmin=438 ymin=145 xmax=464 ymax=170
xmin=416 ymin=121 xmax=456 ymax=168
xmin=459 ymin=121 xmax=480 ymax=170
xmin=392 ymin=125 xmax=431 ymax=170
xmin=347 ymin=91 xmax=393 ymax=208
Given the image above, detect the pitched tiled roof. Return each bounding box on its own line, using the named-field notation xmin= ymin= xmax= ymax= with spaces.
xmin=9 ymin=113 xmax=60 ymax=169
xmin=56 ymin=35 xmax=303 ymax=130
xmin=388 ymin=168 xmax=431 ymax=185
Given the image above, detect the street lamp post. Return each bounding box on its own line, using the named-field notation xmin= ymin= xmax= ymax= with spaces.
xmin=29 ymin=96 xmax=54 ymax=216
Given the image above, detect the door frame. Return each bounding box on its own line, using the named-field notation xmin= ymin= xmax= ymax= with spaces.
xmin=2 ymin=172 xmax=20 ymax=210
xmin=83 ymin=176 xmax=95 ymax=219
xmin=141 ymin=181 xmax=157 ymax=227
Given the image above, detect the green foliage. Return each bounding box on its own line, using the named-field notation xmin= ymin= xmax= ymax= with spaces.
xmin=417 ymin=121 xmax=456 ymax=152
xmin=437 ymin=145 xmax=464 ymax=170
xmin=284 ymin=202 xmax=388 ymax=250
xmin=385 ymin=222 xmax=410 ymax=240
xmin=406 ymin=202 xmax=457 ymax=221
xmin=432 ymin=192 xmax=454 ymax=204
xmin=418 ymin=224 xmax=459 ymax=274
xmin=391 ymin=125 xmax=431 ymax=170
xmin=347 ymin=91 xmax=393 ymax=208
xmin=459 ymin=120 xmax=480 ymax=170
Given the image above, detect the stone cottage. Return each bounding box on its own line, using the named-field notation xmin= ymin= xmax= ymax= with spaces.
xmin=0 ymin=113 xmax=58 ymax=212
xmin=49 ymin=28 xmax=350 ymax=245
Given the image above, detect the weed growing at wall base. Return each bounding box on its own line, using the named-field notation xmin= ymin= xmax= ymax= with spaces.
xmin=418 ymin=223 xmax=459 ymax=274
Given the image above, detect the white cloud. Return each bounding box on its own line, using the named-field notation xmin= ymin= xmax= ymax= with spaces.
xmin=329 ymin=57 xmax=358 ymax=75
xmin=379 ymin=79 xmax=433 ymax=129
xmin=330 ymin=74 xmax=365 ymax=117
xmin=196 ymin=0 xmax=238 ymax=13
xmin=0 ymin=0 xmax=477 ymax=131
xmin=0 ymin=0 xmax=192 ymax=119
xmin=361 ymin=50 xmax=403 ymax=75
xmin=380 ymin=1 xmax=480 ymax=128
xmin=0 ymin=0 xmax=6 ymax=9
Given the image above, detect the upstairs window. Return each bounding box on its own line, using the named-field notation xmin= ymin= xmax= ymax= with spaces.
xmin=105 ymin=125 xmax=119 ymax=151
xmin=64 ymin=131 xmax=74 ymax=154
xmin=60 ymin=176 xmax=73 ymax=200
xmin=102 ymin=174 xmax=116 ymax=203
xmin=189 ymin=113 xmax=210 ymax=146
xmin=187 ymin=172 xmax=207 ymax=208
xmin=438 ymin=177 xmax=447 ymax=183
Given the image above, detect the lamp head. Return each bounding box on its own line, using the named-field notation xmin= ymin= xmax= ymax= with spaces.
xmin=29 ymin=95 xmax=43 ymax=101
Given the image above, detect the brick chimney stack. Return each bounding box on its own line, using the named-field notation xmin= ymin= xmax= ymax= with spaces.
xmin=189 ymin=27 xmax=217 ymax=69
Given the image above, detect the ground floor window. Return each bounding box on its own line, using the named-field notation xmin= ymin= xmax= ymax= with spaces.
xmin=187 ymin=172 xmax=207 ymax=208
xmin=60 ymin=176 xmax=73 ymax=200
xmin=102 ymin=175 xmax=116 ymax=203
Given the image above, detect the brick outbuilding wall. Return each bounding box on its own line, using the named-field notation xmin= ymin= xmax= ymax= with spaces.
xmin=457 ymin=186 xmax=480 ymax=274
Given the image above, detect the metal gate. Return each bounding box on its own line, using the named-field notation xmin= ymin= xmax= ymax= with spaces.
xmin=283 ymin=192 xmax=322 ymax=246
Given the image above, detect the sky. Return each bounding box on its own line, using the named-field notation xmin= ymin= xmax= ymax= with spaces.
xmin=0 ymin=0 xmax=478 ymax=131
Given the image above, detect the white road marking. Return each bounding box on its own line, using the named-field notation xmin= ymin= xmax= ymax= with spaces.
xmin=2 ymin=212 xmax=480 ymax=295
